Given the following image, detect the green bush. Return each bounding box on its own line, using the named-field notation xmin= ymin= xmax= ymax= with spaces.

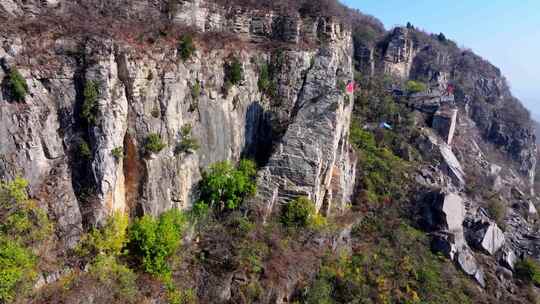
xmin=305 ymin=275 xmax=333 ymax=304
xmin=111 ymin=147 xmax=124 ymax=160
xmin=79 ymin=140 xmax=92 ymax=159
xmin=280 ymin=197 xmax=326 ymax=229
xmin=190 ymin=201 xmax=210 ymax=220
xmin=487 ymin=197 xmax=506 ymax=229
xmin=178 ymin=35 xmax=196 ymax=61
xmin=128 ymin=209 xmax=187 ymax=276
xmin=225 ymin=57 xmax=243 ymax=85
xmin=516 ymin=258 xmax=540 ymax=286
xmin=405 ymin=80 xmax=427 ymax=94
xmin=8 ymin=68 xmax=28 ymax=101
xmin=167 ymin=287 xmax=197 ymax=304
xmin=337 ymin=79 xmax=347 ymax=93
xmin=258 ymin=63 xmax=271 ymax=93
xmin=197 ymin=159 xmax=257 ymax=212
xmin=349 ymin=122 xmax=409 ymax=204
xmin=257 ymin=53 xmax=281 ymax=98
xmin=176 ymin=124 xmax=200 ymax=154
xmin=145 ymin=133 xmax=166 ymax=154
xmin=0 ymin=178 xmax=52 ymax=244
xmin=0 ymin=237 xmax=37 ymax=302
xmin=82 ymin=80 xmax=99 ymax=124
xmin=238 ymin=240 xmax=269 ymax=274
xmin=191 ymin=81 xmax=201 ymax=99
xmin=78 ymin=212 xmax=129 ymax=258
xmin=76 ymin=212 xmax=138 ymax=302
xmin=0 ymin=178 xmax=51 ymax=302
xmin=89 ymin=255 xmax=139 ymax=302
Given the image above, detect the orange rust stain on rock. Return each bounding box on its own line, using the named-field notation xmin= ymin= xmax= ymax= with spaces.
xmin=123 ymin=133 xmax=142 ymax=217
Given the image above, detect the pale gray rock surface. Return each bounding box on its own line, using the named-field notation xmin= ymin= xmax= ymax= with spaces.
xmin=470 ymin=222 xmax=505 ymax=255
xmin=432 ymin=106 xmax=458 ymax=145
xmin=0 ymin=1 xmax=355 ymax=230
xmin=254 ymin=39 xmax=356 ymax=216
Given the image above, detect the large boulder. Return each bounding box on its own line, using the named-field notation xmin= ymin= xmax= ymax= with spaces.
xmin=416 ymin=129 xmax=465 ymax=189
xmin=438 ymin=143 xmax=466 ymax=188
xmin=469 ymin=222 xmax=505 ymax=255
xmin=423 ymin=191 xmax=465 ymax=232
xmin=424 ymin=192 xmax=488 ymax=287
xmin=457 ymin=249 xmax=486 ymax=288
xmin=432 ymin=107 xmax=458 ymax=145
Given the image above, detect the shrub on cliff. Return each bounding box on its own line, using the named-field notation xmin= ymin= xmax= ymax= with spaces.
xmin=175 ymin=124 xmax=200 ymax=154
xmin=197 ymin=160 xmax=257 ymax=212
xmin=258 ymin=63 xmax=271 ymax=92
xmin=73 ymin=212 xmax=140 ymax=302
xmin=178 ymin=35 xmax=196 ymax=61
xmin=88 ymin=255 xmax=139 ymax=302
xmin=405 ymin=80 xmax=427 ymax=94
xmin=82 ymin=80 xmax=99 ymax=125
xmin=0 ymin=177 xmax=52 ymax=244
xmin=258 ymin=59 xmax=280 ymax=97
xmin=487 ymin=196 xmax=506 ymax=230
xmin=77 ymin=212 xmax=129 ymax=258
xmin=8 ymin=68 xmax=28 ymax=102
xmin=300 ymin=214 xmax=475 ymax=304
xmin=145 ymin=133 xmax=166 ymax=154
xmin=280 ymin=196 xmax=326 ymax=229
xmin=79 ymin=140 xmax=92 ymax=159
xmin=111 ymin=147 xmax=124 ymax=160
xmin=515 ymin=258 xmax=540 ymax=286
xmin=0 ymin=178 xmax=52 ymax=302
xmin=0 ymin=237 xmax=37 ymax=302
xmin=128 ymin=209 xmax=187 ymax=276
xmin=225 ymin=57 xmax=243 ymax=86
xmin=349 ymin=121 xmax=409 ymax=205
xmin=191 ymin=81 xmax=201 ymax=99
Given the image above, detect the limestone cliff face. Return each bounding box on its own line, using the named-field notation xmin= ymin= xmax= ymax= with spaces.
xmin=0 ymin=0 xmax=355 ymax=235
xmin=3 ymin=2 xmax=540 ymax=300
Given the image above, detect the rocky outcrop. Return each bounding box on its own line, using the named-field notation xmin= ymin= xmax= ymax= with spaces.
xmin=432 ymin=106 xmax=458 ymax=145
xmin=255 ymin=37 xmax=356 ymax=217
xmin=416 ymin=129 xmax=465 ymax=190
xmin=382 ymin=27 xmax=417 ymax=79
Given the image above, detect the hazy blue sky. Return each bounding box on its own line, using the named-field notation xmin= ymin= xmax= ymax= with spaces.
xmin=342 ymin=0 xmax=540 ymax=117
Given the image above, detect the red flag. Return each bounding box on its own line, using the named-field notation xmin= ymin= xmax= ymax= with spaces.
xmin=446 ymin=84 xmax=455 ymax=95
xmin=346 ymin=81 xmax=355 ymax=93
